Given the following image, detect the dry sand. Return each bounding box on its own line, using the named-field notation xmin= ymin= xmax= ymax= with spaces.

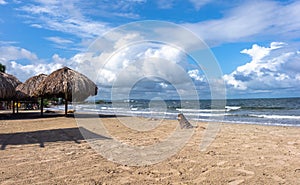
xmin=0 ymin=113 xmax=299 ymax=184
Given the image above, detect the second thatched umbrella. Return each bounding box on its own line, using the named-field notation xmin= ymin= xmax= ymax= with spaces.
xmin=16 ymin=74 xmax=48 ymax=113
xmin=16 ymin=74 xmax=48 ymax=100
xmin=37 ymin=67 xmax=98 ymax=116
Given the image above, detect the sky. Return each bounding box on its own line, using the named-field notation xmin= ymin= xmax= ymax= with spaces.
xmin=0 ymin=0 xmax=300 ymax=100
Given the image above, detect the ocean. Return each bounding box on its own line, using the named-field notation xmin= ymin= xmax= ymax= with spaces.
xmin=55 ymin=97 xmax=300 ymax=127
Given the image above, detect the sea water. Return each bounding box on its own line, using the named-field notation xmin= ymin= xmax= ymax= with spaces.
xmin=55 ymin=97 xmax=300 ymax=127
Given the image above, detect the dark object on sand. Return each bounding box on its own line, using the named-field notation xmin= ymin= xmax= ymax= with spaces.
xmin=178 ymin=113 xmax=194 ymax=129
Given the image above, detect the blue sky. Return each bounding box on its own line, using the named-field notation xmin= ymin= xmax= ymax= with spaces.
xmin=0 ymin=0 xmax=300 ymax=99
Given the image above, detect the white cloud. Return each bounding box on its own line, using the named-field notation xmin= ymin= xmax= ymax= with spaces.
xmin=84 ymin=1 xmax=143 ymax=20
xmin=189 ymin=0 xmax=213 ymax=10
xmin=72 ymin=42 xmax=187 ymax=86
xmin=45 ymin=37 xmax=73 ymax=44
xmin=19 ymin=1 xmax=109 ymax=39
xmin=0 ymin=40 xmax=213 ymax=100
xmin=17 ymin=0 xmax=149 ymax=41
xmin=64 ymin=31 xmax=208 ymax=99
xmin=114 ymin=12 xmax=140 ymax=19
xmin=0 ymin=46 xmax=67 ymax=81
xmin=183 ymin=1 xmax=300 ymax=45
xmin=0 ymin=40 xmax=18 ymax=45
xmin=235 ymin=42 xmax=286 ymax=76
xmin=188 ymin=69 xmax=205 ymax=81
xmin=240 ymin=42 xmax=285 ymax=62
xmin=30 ymin=24 xmax=43 ymax=28
xmin=156 ymin=0 xmax=174 ymax=9
xmin=143 ymin=45 xmax=183 ymax=63
xmin=224 ymin=42 xmax=300 ymax=97
xmin=159 ymin=82 xmax=168 ymax=88
xmin=0 ymin=46 xmax=38 ymax=61
xmin=223 ymin=73 xmax=247 ymax=90
xmin=8 ymin=61 xmax=63 ymax=82
xmin=0 ymin=0 xmax=7 ymax=5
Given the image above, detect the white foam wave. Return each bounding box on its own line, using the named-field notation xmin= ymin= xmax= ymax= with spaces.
xmin=225 ymin=106 xmax=241 ymax=111
xmin=249 ymin=114 xmax=300 ymax=119
xmin=176 ymin=108 xmax=225 ymax=112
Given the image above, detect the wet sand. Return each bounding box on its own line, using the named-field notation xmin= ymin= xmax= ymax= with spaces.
xmin=0 ymin=114 xmax=299 ymax=184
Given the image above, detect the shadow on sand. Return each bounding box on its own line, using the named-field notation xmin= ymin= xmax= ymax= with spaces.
xmin=0 ymin=111 xmax=119 ymax=120
xmin=0 ymin=111 xmax=127 ymax=150
xmin=0 ymin=126 xmax=111 ymax=150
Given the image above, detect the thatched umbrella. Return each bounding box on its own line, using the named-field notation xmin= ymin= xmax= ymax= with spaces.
xmin=37 ymin=67 xmax=98 ymax=116
xmin=0 ymin=72 xmax=21 ymax=99
xmin=16 ymin=74 xmax=47 ymax=99
xmin=16 ymin=74 xmax=47 ymax=113
xmin=0 ymin=72 xmax=21 ymax=113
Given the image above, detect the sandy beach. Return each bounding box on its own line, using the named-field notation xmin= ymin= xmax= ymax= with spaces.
xmin=0 ymin=113 xmax=299 ymax=184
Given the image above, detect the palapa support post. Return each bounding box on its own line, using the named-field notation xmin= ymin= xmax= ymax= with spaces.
xmin=16 ymin=101 xmax=19 ymax=113
xmin=64 ymin=95 xmax=68 ymax=117
xmin=12 ymin=100 xmax=15 ymax=114
xmin=63 ymin=67 xmax=68 ymax=117
xmin=40 ymin=97 xmax=44 ymax=117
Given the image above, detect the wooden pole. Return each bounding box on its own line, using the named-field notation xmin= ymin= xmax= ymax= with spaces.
xmin=41 ymin=97 xmax=44 ymax=117
xmin=12 ymin=100 xmax=15 ymax=114
xmin=65 ymin=94 xmax=68 ymax=117
xmin=16 ymin=101 xmax=19 ymax=113
xmin=63 ymin=68 xmax=68 ymax=117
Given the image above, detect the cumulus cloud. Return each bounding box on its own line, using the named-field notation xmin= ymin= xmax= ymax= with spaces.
xmin=188 ymin=69 xmax=205 ymax=81
xmin=143 ymin=45 xmax=184 ymax=64
xmin=73 ymin=42 xmax=188 ymax=86
xmin=0 ymin=46 xmax=66 ymax=81
xmin=0 ymin=27 xmax=215 ymax=99
xmin=66 ymin=30 xmax=211 ymax=99
xmin=224 ymin=42 xmax=300 ymax=97
xmin=5 ymin=35 xmax=181 ymax=99
xmin=0 ymin=46 xmax=38 ymax=61
xmin=3 ymin=41 xmax=297 ymax=99
xmin=7 ymin=61 xmax=63 ymax=82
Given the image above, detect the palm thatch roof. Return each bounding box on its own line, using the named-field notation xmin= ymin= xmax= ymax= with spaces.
xmin=36 ymin=67 xmax=98 ymax=101
xmin=16 ymin=74 xmax=47 ymax=100
xmin=0 ymin=72 xmax=21 ymax=100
